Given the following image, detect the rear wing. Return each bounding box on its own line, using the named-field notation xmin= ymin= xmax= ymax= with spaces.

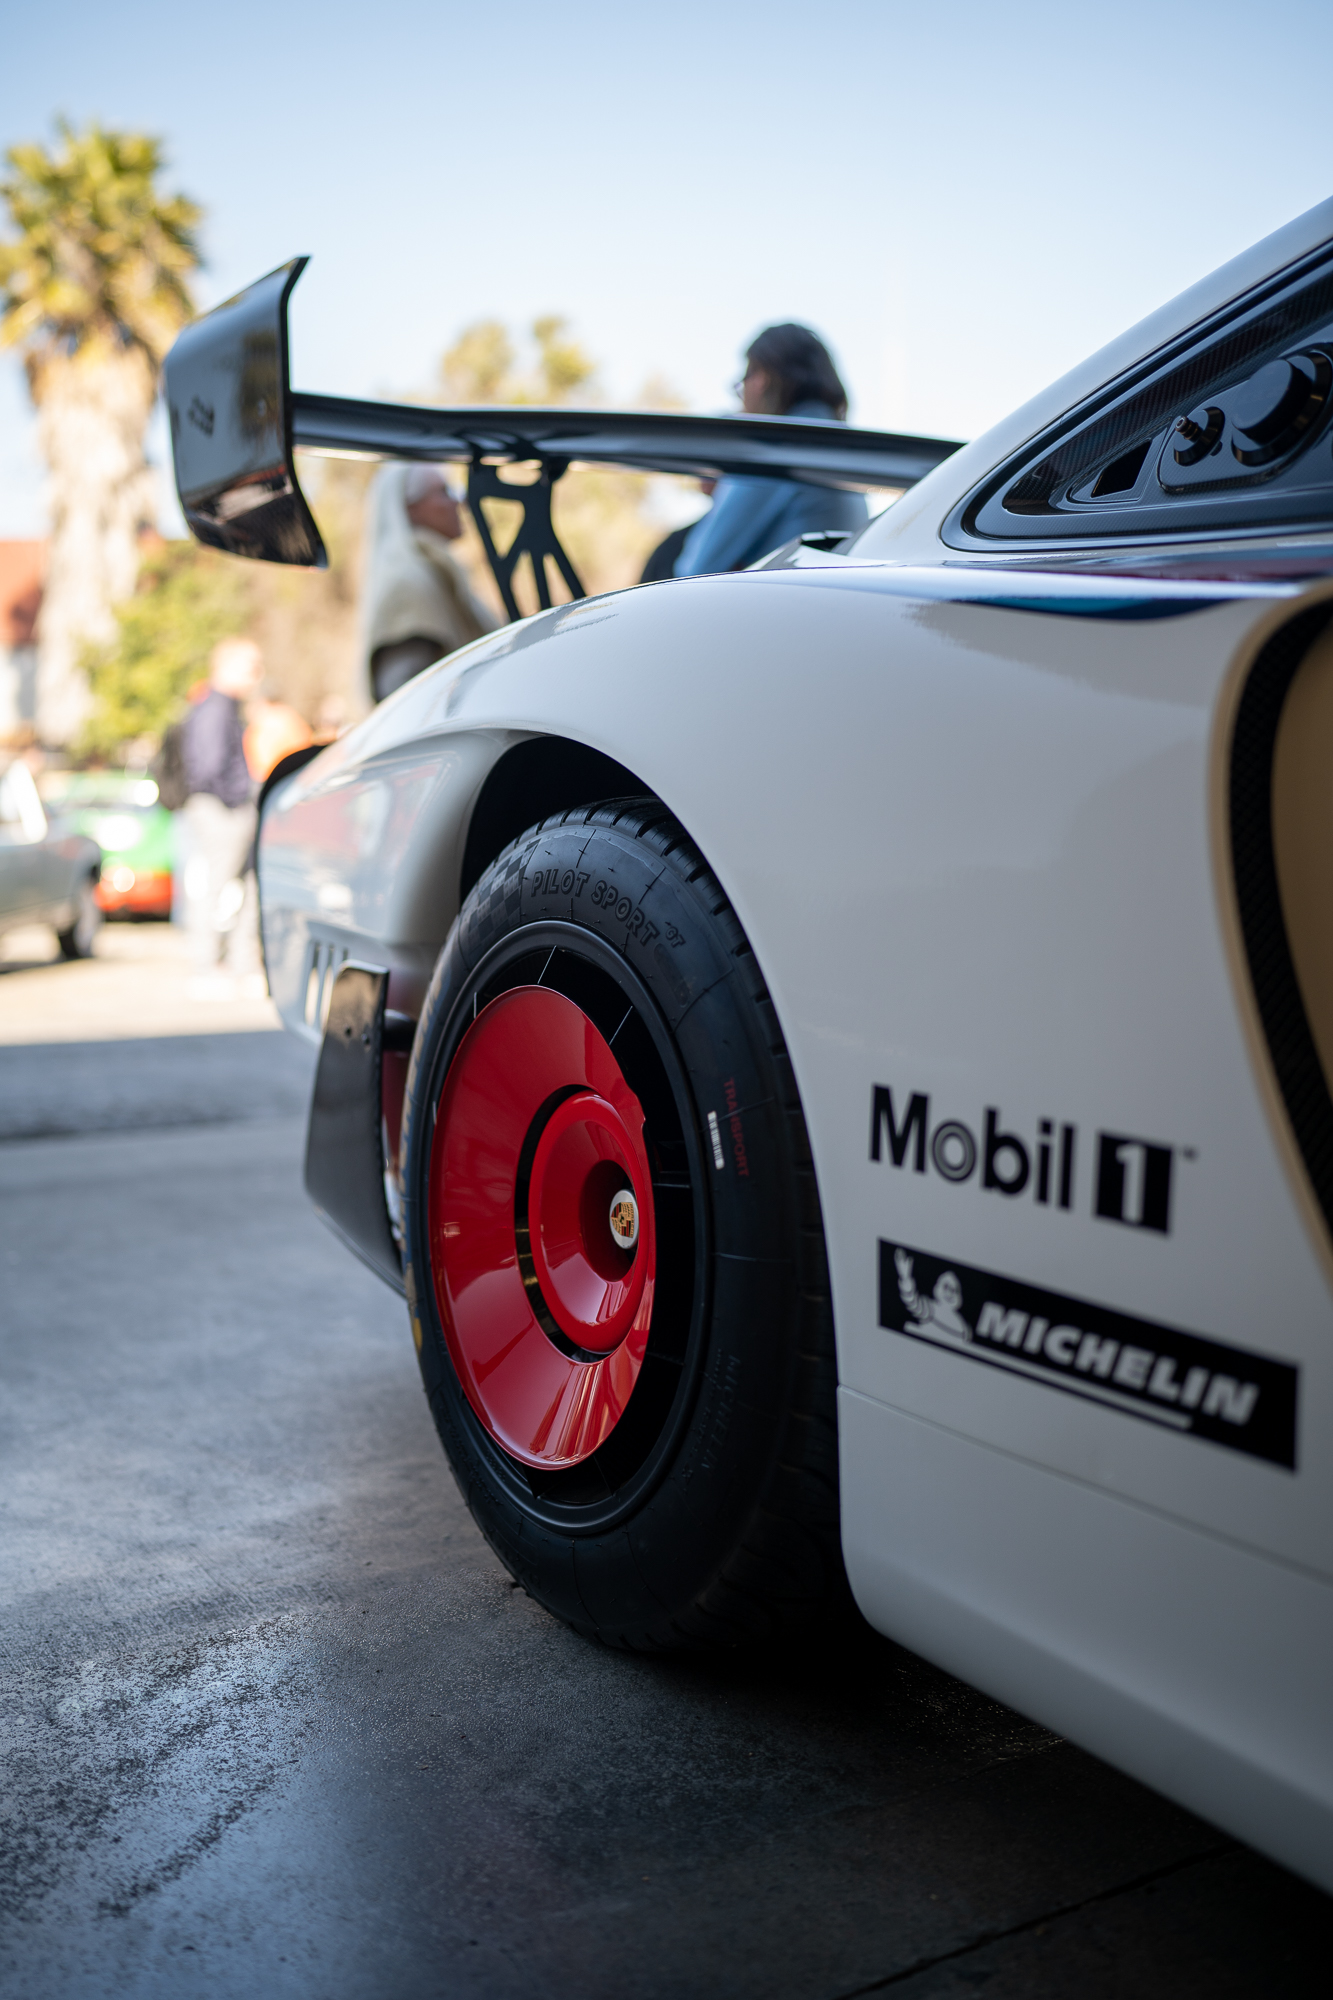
xmin=164 ymin=258 xmax=963 ymax=619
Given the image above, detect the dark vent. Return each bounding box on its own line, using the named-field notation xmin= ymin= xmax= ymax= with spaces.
xmin=1090 ymin=440 xmax=1153 ymax=498
xmin=949 ymin=244 xmax=1333 ymax=546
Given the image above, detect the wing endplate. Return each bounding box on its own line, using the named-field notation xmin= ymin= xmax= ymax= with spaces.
xmin=164 ymin=258 xmax=326 ymax=567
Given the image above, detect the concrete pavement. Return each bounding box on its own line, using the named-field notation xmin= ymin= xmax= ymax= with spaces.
xmin=1 ymin=933 xmax=1329 ymax=1996
xmin=0 ymin=921 xmax=280 ymax=1045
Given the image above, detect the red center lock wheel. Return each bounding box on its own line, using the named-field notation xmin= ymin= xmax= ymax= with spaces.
xmin=426 ymin=986 xmax=656 ymax=1469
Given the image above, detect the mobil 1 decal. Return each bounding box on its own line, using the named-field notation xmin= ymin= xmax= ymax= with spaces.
xmin=870 ymin=1085 xmax=1189 ymax=1234
xmin=878 ymin=1239 xmax=1297 ymax=1468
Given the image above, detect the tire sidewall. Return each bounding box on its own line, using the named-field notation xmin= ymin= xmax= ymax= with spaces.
xmin=60 ymin=876 xmax=102 ymax=959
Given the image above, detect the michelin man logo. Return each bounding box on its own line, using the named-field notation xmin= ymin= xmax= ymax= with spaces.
xmin=894 ymin=1247 xmax=971 ymax=1338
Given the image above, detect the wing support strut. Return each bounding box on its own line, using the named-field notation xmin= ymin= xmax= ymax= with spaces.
xmin=466 ymin=456 xmax=584 ymax=621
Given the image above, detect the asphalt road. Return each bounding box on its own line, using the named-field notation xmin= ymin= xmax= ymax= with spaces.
xmin=2 ymin=1023 xmax=1330 ymax=1998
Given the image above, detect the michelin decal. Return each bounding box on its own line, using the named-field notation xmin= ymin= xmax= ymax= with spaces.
xmin=878 ymin=1239 xmax=1298 ymax=1467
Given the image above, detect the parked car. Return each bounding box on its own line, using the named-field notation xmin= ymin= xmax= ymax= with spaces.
xmin=166 ymin=199 xmax=1333 ymax=1893
xmin=0 ymin=758 xmax=102 ymax=957
xmin=42 ymin=771 xmax=174 ymax=919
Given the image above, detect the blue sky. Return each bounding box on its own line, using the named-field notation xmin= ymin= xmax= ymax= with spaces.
xmin=2 ymin=0 xmax=1330 ymax=533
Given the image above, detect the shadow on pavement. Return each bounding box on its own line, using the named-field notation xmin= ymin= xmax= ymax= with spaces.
xmin=0 ymin=1031 xmax=316 ymax=1140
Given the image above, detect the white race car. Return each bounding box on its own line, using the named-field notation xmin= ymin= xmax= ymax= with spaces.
xmin=167 ymin=200 xmax=1333 ymax=1893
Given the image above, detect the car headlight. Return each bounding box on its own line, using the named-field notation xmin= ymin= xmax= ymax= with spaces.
xmin=91 ymin=814 xmax=142 ymax=852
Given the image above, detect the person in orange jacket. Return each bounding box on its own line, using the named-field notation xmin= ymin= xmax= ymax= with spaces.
xmin=243 ymin=694 xmax=313 ymax=784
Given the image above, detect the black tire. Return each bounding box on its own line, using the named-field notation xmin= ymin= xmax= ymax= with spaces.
xmin=57 ymin=875 xmax=102 ymax=960
xmin=400 ymin=798 xmax=844 ymax=1650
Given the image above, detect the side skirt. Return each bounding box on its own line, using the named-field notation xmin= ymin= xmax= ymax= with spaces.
xmin=305 ymin=962 xmax=408 ymax=1295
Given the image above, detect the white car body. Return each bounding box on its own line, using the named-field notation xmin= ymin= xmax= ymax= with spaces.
xmin=258 ymin=199 xmax=1333 ymax=1890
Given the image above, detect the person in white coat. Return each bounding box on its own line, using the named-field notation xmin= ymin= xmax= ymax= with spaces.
xmin=360 ymin=464 xmax=498 ymax=704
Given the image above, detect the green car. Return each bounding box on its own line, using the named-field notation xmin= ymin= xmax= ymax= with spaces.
xmin=43 ymin=771 xmax=175 ymax=919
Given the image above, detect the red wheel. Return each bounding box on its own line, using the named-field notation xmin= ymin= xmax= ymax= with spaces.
xmin=426 ymin=987 xmax=656 ymax=1468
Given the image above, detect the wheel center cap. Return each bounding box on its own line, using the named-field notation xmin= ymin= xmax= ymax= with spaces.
xmin=525 ymin=1090 xmax=652 ymax=1354
xmin=609 ymin=1188 xmax=639 ymax=1251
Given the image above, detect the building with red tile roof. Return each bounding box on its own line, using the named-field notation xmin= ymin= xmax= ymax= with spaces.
xmin=0 ymin=541 xmax=45 ymax=738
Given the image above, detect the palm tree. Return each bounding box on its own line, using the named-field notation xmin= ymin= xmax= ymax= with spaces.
xmin=0 ymin=122 xmax=200 ymax=743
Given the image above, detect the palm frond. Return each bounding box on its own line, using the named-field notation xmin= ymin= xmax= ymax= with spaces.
xmin=0 ymin=120 xmax=201 ymax=378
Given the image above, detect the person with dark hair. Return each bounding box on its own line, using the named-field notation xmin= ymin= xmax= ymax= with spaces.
xmin=673 ymin=324 xmax=867 ymax=577
xmin=746 ymin=322 xmax=850 ymax=419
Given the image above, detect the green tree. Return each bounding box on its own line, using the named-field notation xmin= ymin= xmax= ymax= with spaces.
xmin=0 ymin=122 xmax=201 ymax=744
xmin=80 ymin=541 xmax=249 ymax=760
xmin=439 ymin=314 xmax=596 ymax=406
xmin=440 ymin=319 xmax=515 ymax=405
xmin=529 ymin=316 xmax=596 ymax=403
